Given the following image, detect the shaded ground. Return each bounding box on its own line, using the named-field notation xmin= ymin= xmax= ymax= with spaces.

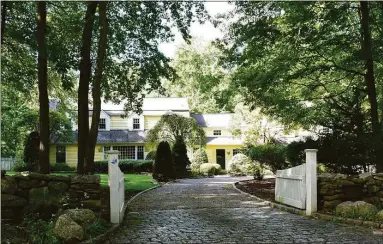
xmin=236 ymin=178 xmax=275 ymax=202
xmin=106 ymin=176 xmax=383 ymax=244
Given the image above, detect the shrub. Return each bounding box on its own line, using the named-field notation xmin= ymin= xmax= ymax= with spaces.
xmin=199 ymin=163 xmax=221 ymax=176
xmin=13 ymin=161 xmax=30 ymax=172
xmin=228 ymin=153 xmax=251 ymax=175
xmin=247 ymin=144 xmax=288 ymax=173
xmin=94 ymin=160 xmax=154 ymax=173
xmin=191 ymin=148 xmax=208 ymax=172
xmin=23 ymin=216 xmax=59 ymax=244
xmin=51 ymin=163 xmax=75 ymax=172
xmin=85 ymin=218 xmax=108 ymax=239
xmin=172 ymin=137 xmax=190 ymax=178
xmin=145 ymin=150 xmax=156 ymax=160
xmin=153 ymin=141 xmax=176 ymax=181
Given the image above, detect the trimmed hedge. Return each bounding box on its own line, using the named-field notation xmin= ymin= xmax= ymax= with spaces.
xmin=94 ymin=160 xmax=154 ymax=173
xmin=51 ymin=163 xmax=75 ymax=172
xmin=199 ymin=163 xmax=221 ymax=176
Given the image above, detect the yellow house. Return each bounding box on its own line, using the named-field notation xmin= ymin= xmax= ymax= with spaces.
xmin=50 ymin=97 xmax=244 ymax=169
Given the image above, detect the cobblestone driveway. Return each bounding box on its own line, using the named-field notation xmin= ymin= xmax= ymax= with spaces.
xmin=106 ymin=176 xmax=383 ymax=244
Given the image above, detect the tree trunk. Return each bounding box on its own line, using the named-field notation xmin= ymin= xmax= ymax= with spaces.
xmin=86 ymin=2 xmax=108 ymax=174
xmin=37 ymin=1 xmax=50 ymax=174
xmin=359 ymin=2 xmax=383 ymax=172
xmin=77 ymin=2 xmax=97 ymax=175
xmin=1 ymin=2 xmax=7 ymax=44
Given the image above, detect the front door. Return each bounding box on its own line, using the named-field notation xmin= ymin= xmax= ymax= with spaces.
xmin=216 ymin=149 xmax=226 ymax=169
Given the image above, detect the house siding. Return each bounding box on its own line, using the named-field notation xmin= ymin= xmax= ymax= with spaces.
xmin=144 ymin=116 xmax=161 ymax=130
xmin=205 ymin=145 xmax=244 ymax=170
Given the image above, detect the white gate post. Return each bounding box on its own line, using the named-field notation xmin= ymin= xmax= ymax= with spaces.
xmin=305 ymin=149 xmax=318 ymax=215
xmin=108 ymin=150 xmax=120 ymax=224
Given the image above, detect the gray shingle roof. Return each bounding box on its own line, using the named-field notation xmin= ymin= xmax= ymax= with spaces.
xmin=55 ymin=130 xmax=146 ymax=144
xmin=191 ymin=114 xmax=234 ymax=128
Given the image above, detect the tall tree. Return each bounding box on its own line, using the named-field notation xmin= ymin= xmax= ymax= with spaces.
xmin=77 ymin=2 xmax=97 ymax=175
xmin=221 ymin=2 xmax=383 ymax=170
xmin=163 ymin=40 xmax=240 ymax=113
xmin=146 ymin=113 xmax=206 ymax=149
xmin=86 ymin=2 xmax=108 ymax=174
xmin=359 ymin=1 xmax=383 ymax=171
xmin=36 ymin=1 xmax=49 ymax=174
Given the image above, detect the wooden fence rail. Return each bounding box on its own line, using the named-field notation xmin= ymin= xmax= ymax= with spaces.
xmin=275 ymin=149 xmax=318 ymax=215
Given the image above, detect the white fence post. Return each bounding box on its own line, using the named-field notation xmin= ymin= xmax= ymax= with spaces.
xmin=108 ymin=150 xmax=124 ymax=224
xmin=305 ymin=149 xmax=318 ymax=215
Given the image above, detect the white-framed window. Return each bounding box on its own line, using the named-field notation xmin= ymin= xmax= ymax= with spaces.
xmin=213 ymin=130 xmax=221 ymax=136
xmin=113 ymin=146 xmax=135 ymax=159
xmin=233 ymin=149 xmax=241 ymax=156
xmin=137 ymin=146 xmax=144 ymax=159
xmin=322 ymin=127 xmax=330 ymax=133
xmin=133 ymin=118 xmax=140 ymax=129
xmin=99 ymin=118 xmax=106 ymax=130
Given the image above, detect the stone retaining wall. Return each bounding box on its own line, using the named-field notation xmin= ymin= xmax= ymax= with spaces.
xmin=1 ymin=172 xmax=102 ymax=222
xmin=318 ymin=173 xmax=383 ymax=211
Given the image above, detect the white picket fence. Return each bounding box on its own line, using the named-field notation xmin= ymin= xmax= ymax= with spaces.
xmin=1 ymin=157 xmax=18 ymax=170
xmin=108 ymin=150 xmax=125 ymax=224
xmin=275 ymin=149 xmax=318 ymax=215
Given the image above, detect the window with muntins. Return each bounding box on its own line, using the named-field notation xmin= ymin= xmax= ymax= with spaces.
xmin=133 ymin=118 xmax=140 ymax=129
xmin=213 ymin=130 xmax=221 ymax=136
xmin=113 ymin=146 xmax=135 ymax=159
xmin=99 ymin=118 xmax=106 ymax=129
xmin=56 ymin=146 xmax=66 ymax=163
xmin=137 ymin=146 xmax=144 ymax=159
xmin=322 ymin=127 xmax=330 ymax=133
xmin=103 ymin=146 xmax=111 ymax=159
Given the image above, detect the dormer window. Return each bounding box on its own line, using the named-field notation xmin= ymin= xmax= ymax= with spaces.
xmin=213 ymin=130 xmax=221 ymax=136
xmin=99 ymin=118 xmax=106 ymax=130
xmin=133 ymin=118 xmax=140 ymax=129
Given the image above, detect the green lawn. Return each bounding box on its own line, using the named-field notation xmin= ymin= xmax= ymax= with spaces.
xmin=6 ymin=171 xmax=157 ymax=191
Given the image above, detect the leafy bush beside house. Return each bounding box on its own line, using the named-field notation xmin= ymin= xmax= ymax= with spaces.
xmin=94 ymin=160 xmax=154 ymax=173
xmin=247 ymin=144 xmax=288 ymax=173
xmin=153 ymin=141 xmax=176 ymax=181
xmin=227 ymin=153 xmax=251 ymax=175
xmin=199 ymin=163 xmax=221 ymax=176
xmin=145 ymin=150 xmax=156 ymax=160
xmin=191 ymin=148 xmax=208 ymax=172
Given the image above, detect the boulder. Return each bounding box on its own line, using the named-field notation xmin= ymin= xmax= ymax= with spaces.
xmin=48 ymin=181 xmax=69 ymax=193
xmin=28 ymin=187 xmax=67 ymax=218
xmin=323 ymin=200 xmax=342 ymax=210
xmin=1 ymin=194 xmax=27 ymax=208
xmin=53 ymin=214 xmax=84 ymax=242
xmin=18 ymin=179 xmax=46 ymax=189
xmin=336 ymin=201 xmax=378 ymax=218
xmin=1 ymin=176 xmax=17 ymax=194
xmin=70 ymin=183 xmax=101 ymax=191
xmin=375 ymin=210 xmax=383 ymax=222
xmin=354 ymin=201 xmax=378 ymax=217
xmin=367 ymin=184 xmax=381 ymax=193
xmin=71 ymin=175 xmax=100 ymax=185
xmin=63 ymin=209 xmax=96 ymax=228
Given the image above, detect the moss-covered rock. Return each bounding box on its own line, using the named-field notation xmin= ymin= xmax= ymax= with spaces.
xmin=63 ymin=209 xmax=96 ymax=228
xmin=1 ymin=194 xmax=27 ymax=208
xmin=71 ymin=175 xmax=100 ymax=184
xmin=53 ymin=214 xmax=84 ymax=242
xmin=336 ymin=201 xmax=378 ymax=219
xmin=48 ymin=181 xmax=69 ymax=193
xmin=323 ymin=200 xmax=342 ymax=210
xmin=375 ymin=210 xmax=383 ymax=222
xmin=1 ymin=176 xmax=17 ymax=194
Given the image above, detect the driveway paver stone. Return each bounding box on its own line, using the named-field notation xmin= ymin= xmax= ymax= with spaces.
xmin=106 ymin=176 xmax=383 ymax=244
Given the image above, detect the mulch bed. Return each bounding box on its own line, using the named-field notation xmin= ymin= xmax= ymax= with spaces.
xmin=236 ymin=178 xmax=276 ymax=202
